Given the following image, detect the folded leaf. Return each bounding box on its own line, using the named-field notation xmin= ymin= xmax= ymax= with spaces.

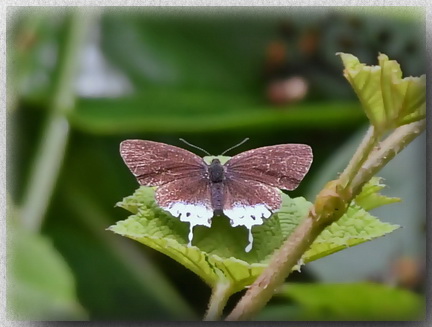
xmin=338 ymin=53 xmax=425 ymax=133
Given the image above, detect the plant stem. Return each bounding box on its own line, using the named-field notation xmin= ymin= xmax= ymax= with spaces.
xmin=226 ymin=216 xmax=322 ymax=321
xmin=20 ymin=114 xmax=70 ymax=232
xmin=338 ymin=125 xmax=379 ymax=188
xmin=204 ymin=281 xmax=233 ymax=321
xmin=20 ymin=10 xmax=89 ymax=232
xmin=225 ymin=119 xmax=425 ymax=321
xmin=351 ymin=120 xmax=425 ymax=195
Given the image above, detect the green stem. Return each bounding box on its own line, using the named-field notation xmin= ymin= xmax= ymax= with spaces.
xmin=338 ymin=125 xmax=379 ymax=188
xmin=20 ymin=10 xmax=89 ymax=232
xmin=20 ymin=113 xmax=70 ymax=232
xmin=204 ymin=281 xmax=233 ymax=321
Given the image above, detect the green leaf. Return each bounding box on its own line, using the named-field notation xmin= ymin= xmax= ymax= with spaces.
xmin=100 ymin=10 xmax=276 ymax=92
xmin=338 ymin=52 xmax=425 ymax=132
xmin=110 ymin=177 xmax=399 ymax=293
xmin=302 ymin=205 xmax=399 ymax=264
xmin=110 ymin=186 xmax=311 ymax=293
xmin=301 ymin=177 xmax=399 ymax=265
xmin=338 ymin=53 xmax=384 ymax=128
xmin=70 ymin=94 xmax=363 ymax=134
xmin=257 ymin=282 xmax=424 ymax=321
xmin=354 ymin=176 xmax=401 ymax=211
xmin=78 ymin=11 xmax=369 ymax=136
xmin=378 ymin=53 xmax=426 ymax=126
xmin=7 ymin=219 xmax=87 ymax=320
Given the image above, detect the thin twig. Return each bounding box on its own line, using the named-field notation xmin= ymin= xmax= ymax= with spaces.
xmin=351 ymin=120 xmax=426 ymax=196
xmin=338 ymin=125 xmax=379 ymax=188
xmin=204 ymin=282 xmax=233 ymax=321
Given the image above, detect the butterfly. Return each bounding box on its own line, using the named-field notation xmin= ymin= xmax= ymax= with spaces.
xmin=120 ymin=140 xmax=313 ymax=252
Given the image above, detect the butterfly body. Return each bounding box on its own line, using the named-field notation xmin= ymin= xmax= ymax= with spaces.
xmin=120 ymin=140 xmax=313 ymax=252
xmin=207 ymin=158 xmax=227 ymax=215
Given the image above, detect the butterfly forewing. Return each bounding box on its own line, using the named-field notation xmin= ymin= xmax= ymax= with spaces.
xmin=225 ymin=144 xmax=313 ymax=191
xmin=121 ymin=140 xmax=213 ymax=246
xmin=120 ymin=140 xmax=206 ymax=186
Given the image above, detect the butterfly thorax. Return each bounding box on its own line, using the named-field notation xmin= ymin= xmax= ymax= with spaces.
xmin=208 ymin=158 xmax=225 ymax=183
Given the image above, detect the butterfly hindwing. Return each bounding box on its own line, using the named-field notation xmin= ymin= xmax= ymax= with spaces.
xmin=222 ymin=178 xmax=281 ymax=252
xmin=222 ymin=178 xmax=281 ymax=227
xmin=156 ymin=177 xmax=213 ymax=246
xmin=225 ymin=144 xmax=313 ymax=191
xmin=120 ymin=140 xmax=206 ymax=186
xmin=156 ymin=177 xmax=213 ymax=226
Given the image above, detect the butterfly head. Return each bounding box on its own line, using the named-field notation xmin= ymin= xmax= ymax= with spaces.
xmin=203 ymin=155 xmax=231 ymax=165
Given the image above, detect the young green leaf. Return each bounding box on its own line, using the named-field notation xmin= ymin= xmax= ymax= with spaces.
xmin=354 ymin=176 xmax=400 ymax=211
xmin=338 ymin=53 xmax=384 ymax=130
xmin=338 ymin=53 xmax=425 ymax=133
xmin=378 ymin=53 xmax=426 ymax=127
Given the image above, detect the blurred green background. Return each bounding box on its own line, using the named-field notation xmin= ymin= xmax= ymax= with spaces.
xmin=7 ymin=7 xmax=425 ymax=321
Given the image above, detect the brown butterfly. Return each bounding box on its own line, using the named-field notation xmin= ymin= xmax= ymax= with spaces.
xmin=120 ymin=140 xmax=313 ymax=252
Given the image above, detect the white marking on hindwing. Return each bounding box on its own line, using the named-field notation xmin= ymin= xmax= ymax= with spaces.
xmin=223 ymin=204 xmax=274 ymax=253
xmin=163 ymin=202 xmax=213 ymax=246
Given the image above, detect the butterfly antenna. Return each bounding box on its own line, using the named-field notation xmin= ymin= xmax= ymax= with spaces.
xmin=179 ymin=138 xmax=211 ymax=156
xmin=220 ymin=138 xmax=250 ymax=156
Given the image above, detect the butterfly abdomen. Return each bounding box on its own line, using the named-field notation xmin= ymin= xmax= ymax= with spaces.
xmin=211 ymin=183 xmax=224 ymax=213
